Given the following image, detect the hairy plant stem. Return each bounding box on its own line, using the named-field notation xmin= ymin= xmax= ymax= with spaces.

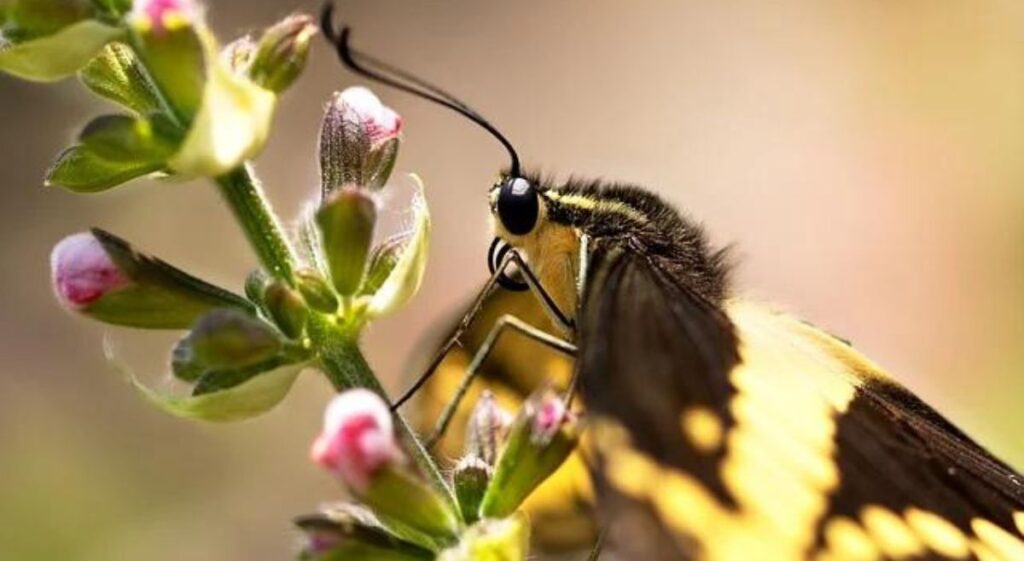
xmin=215 ymin=165 xmax=298 ymax=283
xmin=307 ymin=313 xmax=456 ymax=509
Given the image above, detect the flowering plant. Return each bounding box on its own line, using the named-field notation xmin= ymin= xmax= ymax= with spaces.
xmin=3 ymin=0 xmax=580 ymax=559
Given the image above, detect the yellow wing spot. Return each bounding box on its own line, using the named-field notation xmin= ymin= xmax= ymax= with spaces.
xmin=971 ymin=540 xmax=1004 ymax=561
xmin=604 ymin=447 xmax=661 ymax=500
xmin=860 ymin=506 xmax=925 ymax=559
xmin=904 ymin=508 xmax=970 ymax=559
xmin=972 ymin=518 xmax=1024 ymax=561
xmin=823 ymin=517 xmax=881 ymax=561
xmin=681 ymin=406 xmax=724 ymax=453
xmin=1015 ymin=512 xmax=1024 ymax=537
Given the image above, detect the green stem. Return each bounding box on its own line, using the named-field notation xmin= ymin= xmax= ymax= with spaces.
xmin=215 ymin=165 xmax=298 ymax=283
xmin=307 ymin=314 xmax=456 ymax=511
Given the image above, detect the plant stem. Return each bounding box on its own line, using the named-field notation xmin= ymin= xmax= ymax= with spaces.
xmin=215 ymin=165 xmax=298 ymax=283
xmin=307 ymin=314 xmax=456 ymax=511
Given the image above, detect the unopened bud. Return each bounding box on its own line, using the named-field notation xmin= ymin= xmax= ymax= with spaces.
xmin=453 ymin=456 xmax=491 ymax=525
xmin=51 ymin=229 xmax=252 ymax=329
xmin=316 ymin=186 xmax=377 ymax=296
xmin=311 ymin=390 xmax=460 ymax=543
xmin=263 ymin=281 xmax=308 ymax=339
xmin=247 ymin=13 xmax=316 ymax=93
xmin=319 ymin=87 xmax=401 ymax=195
xmin=465 ymin=391 xmax=513 ymax=466
xmin=311 ymin=389 xmax=403 ymax=493
xmin=479 ymin=390 xmax=579 ymax=518
xmin=295 ymin=268 xmax=338 ymax=313
xmin=183 ymin=308 xmax=282 ymax=369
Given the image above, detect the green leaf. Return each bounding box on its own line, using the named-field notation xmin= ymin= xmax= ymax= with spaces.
xmin=78 ymin=114 xmax=177 ymax=164
xmin=1 ymin=0 xmax=95 ymax=42
xmin=184 ymin=308 xmax=283 ymax=369
xmin=45 ymin=143 xmax=163 ymax=193
xmin=366 ymin=177 xmax=430 ymax=318
xmin=295 ymin=505 xmax=434 ymax=561
xmin=79 ymin=42 xmax=162 ymax=114
xmin=132 ymin=361 xmax=305 ymax=422
xmin=78 ymin=228 xmax=256 ymax=328
xmin=0 ymin=19 xmax=123 ymax=81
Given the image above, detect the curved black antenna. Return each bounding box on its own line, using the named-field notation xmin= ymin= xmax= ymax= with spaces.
xmin=320 ymin=2 xmax=521 ymax=176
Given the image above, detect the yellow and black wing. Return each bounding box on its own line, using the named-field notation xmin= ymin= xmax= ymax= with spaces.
xmin=409 ymin=286 xmax=597 ymax=553
xmin=580 ymin=243 xmax=1024 ymax=560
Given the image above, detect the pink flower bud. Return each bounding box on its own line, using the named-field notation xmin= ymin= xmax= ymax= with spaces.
xmin=131 ymin=0 xmax=197 ymax=35
xmin=310 ymin=389 xmax=403 ymax=492
xmin=532 ymin=394 xmax=569 ymax=441
xmin=338 ymin=86 xmax=402 ymax=145
xmin=51 ymin=232 xmax=130 ymax=310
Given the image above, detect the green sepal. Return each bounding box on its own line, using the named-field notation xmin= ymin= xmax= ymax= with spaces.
xmin=0 ymin=19 xmax=123 ymax=81
xmin=295 ymin=505 xmax=433 ymax=561
xmin=361 ymin=467 xmax=461 ymax=551
xmin=45 ymin=143 xmax=164 ymax=192
xmin=438 ymin=514 xmax=530 ymax=561
xmin=78 ymin=228 xmax=255 ymax=328
xmin=78 ymin=114 xmax=178 ymax=164
xmin=317 ymin=186 xmax=377 ymax=296
xmin=191 ymin=356 xmax=289 ymax=396
xmin=78 ymin=42 xmax=162 ymax=114
xmin=132 ymin=361 xmax=305 ymax=422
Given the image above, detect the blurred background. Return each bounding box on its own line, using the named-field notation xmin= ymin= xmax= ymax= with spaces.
xmin=3 ymin=0 xmax=1024 ymax=559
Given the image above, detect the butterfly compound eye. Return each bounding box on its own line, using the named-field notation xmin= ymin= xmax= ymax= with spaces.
xmin=497 ymin=177 xmax=539 ymax=236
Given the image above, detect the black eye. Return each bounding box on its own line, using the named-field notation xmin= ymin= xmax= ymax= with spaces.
xmin=497 ymin=177 xmax=539 ymax=235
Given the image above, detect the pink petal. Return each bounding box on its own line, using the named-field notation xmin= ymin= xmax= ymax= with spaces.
xmin=51 ymin=233 xmax=130 ymax=309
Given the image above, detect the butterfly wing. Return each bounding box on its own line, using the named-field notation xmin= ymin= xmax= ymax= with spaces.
xmin=579 ymin=242 xmax=1024 ymax=560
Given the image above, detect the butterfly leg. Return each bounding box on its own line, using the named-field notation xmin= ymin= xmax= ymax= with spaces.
xmin=392 ymin=245 xmax=574 ymax=411
xmin=425 ymin=313 xmax=576 ymax=447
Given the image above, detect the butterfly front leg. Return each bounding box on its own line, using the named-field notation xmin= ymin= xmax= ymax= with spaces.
xmin=425 ymin=313 xmax=576 ymax=447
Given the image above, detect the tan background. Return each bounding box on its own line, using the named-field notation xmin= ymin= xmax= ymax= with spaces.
xmin=2 ymin=1 xmax=1024 ymax=559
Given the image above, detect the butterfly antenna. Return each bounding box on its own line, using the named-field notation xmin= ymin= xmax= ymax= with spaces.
xmin=320 ymin=2 xmax=521 ymax=176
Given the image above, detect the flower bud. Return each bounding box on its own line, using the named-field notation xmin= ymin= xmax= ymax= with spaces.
xmin=182 ymin=308 xmax=282 ymax=369
xmin=263 ymin=281 xmax=308 ymax=339
xmin=311 ymin=390 xmax=460 ymax=544
xmin=438 ymin=514 xmax=530 ymax=561
xmin=295 ymin=268 xmax=338 ymax=313
xmin=247 ymin=13 xmax=316 ymax=94
xmin=465 ymin=391 xmax=513 ymax=466
xmin=319 ymin=87 xmax=401 ymax=195
xmin=311 ymin=389 xmax=403 ymax=493
xmin=452 ymin=456 xmax=491 ymax=525
xmin=359 ymin=234 xmax=403 ymax=297
xmin=51 ymin=229 xmax=252 ymax=328
xmin=316 ymin=186 xmax=377 ymax=296
xmin=479 ymin=390 xmax=580 ymax=519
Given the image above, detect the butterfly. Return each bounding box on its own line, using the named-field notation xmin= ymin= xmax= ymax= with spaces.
xmin=320 ymin=6 xmax=1024 ymax=560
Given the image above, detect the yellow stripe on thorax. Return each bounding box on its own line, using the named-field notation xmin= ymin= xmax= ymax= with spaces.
xmin=541 ymin=190 xmax=650 ymax=224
